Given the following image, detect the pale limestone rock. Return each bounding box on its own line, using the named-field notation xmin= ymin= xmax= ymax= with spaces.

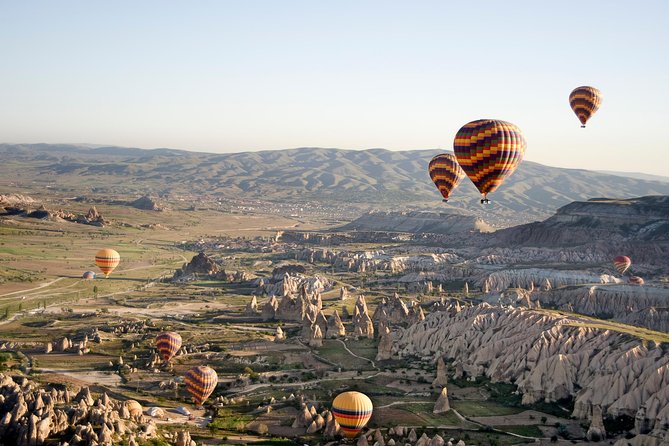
xmin=408 ymin=429 xmax=417 ymax=442
xmin=433 ymin=387 xmax=450 ymax=413
xmin=586 ymin=405 xmax=606 ymax=441
xmin=432 ymin=357 xmax=448 ymax=388
xmin=376 ymin=327 xmax=393 ymax=361
xmin=327 ymin=310 xmax=346 ymax=338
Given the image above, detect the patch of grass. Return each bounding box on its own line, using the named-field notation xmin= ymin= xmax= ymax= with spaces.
xmin=451 ymin=400 xmax=524 ymax=417
xmin=209 ymin=407 xmax=254 ymax=432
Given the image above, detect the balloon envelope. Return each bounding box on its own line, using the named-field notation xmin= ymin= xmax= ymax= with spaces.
xmin=428 ymin=153 xmax=466 ymax=201
xmin=453 ymin=119 xmax=526 ymax=199
xmin=628 ymin=276 xmax=644 ymax=286
xmin=184 ymin=366 xmax=218 ymax=406
xmin=156 ymin=331 xmax=182 ymax=363
xmin=613 ymin=256 xmax=632 ymax=275
xmin=569 ymin=86 xmax=602 ymax=127
xmin=331 ymin=391 xmax=373 ymax=438
xmin=82 ymin=271 xmax=96 ymax=280
xmin=95 ymin=249 xmax=120 ymax=277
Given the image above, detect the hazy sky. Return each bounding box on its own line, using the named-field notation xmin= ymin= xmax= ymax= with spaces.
xmin=1 ymin=1 xmax=668 ymax=175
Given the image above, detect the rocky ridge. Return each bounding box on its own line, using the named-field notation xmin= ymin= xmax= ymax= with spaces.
xmin=393 ymin=304 xmax=669 ymax=438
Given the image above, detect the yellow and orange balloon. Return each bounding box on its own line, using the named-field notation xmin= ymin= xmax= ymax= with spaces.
xmin=428 ymin=154 xmax=466 ymax=202
xmin=454 ymin=119 xmax=527 ymax=203
xmin=569 ymin=86 xmax=602 ymax=128
xmin=331 ymin=391 xmax=373 ymax=438
xmin=95 ymin=248 xmax=120 ymax=278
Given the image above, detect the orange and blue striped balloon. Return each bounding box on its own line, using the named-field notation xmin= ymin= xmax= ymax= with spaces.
xmin=184 ymin=365 xmax=218 ymax=406
xmin=453 ymin=119 xmax=526 ymax=201
xmin=331 ymin=391 xmax=373 ymax=438
xmin=569 ymin=86 xmax=602 ymax=128
xmin=428 ymin=153 xmax=466 ymax=202
xmin=95 ymin=248 xmax=120 ymax=277
xmin=156 ymin=331 xmax=182 ymax=363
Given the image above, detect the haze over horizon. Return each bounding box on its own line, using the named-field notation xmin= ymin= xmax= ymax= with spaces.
xmin=2 ymin=1 xmax=668 ymax=175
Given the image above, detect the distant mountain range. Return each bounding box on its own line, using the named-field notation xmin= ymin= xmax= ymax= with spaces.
xmin=2 ymin=143 xmax=669 ymax=225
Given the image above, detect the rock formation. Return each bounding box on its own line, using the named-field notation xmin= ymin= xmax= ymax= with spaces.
xmin=245 ymin=295 xmax=259 ymax=315
xmin=394 ymin=303 xmax=669 ymax=434
xmin=586 ymin=405 xmax=606 ymax=441
xmin=130 ymin=196 xmax=163 ymax=211
xmin=326 ymin=310 xmax=346 ymax=339
xmin=432 ymin=357 xmax=448 ymax=388
xmin=172 ymin=252 xmax=220 ymax=281
xmin=376 ymin=327 xmax=393 ymax=361
xmin=433 ymin=387 xmax=450 ymax=414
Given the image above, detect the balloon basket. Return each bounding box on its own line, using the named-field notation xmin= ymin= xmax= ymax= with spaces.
xmin=480 ymin=198 xmax=490 ymax=205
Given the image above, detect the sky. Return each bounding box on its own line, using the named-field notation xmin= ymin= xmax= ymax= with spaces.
xmin=1 ymin=1 xmax=668 ymax=175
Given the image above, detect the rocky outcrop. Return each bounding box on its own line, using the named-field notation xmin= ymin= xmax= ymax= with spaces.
xmin=274 ymin=326 xmax=285 ymax=342
xmin=326 ymin=311 xmax=346 ymax=339
xmin=480 ymin=268 xmax=620 ymax=293
xmin=172 ymin=252 xmax=220 ymax=281
xmin=353 ymin=296 xmax=374 ymax=339
xmin=535 ymin=284 xmax=669 ymax=331
xmin=394 ymin=304 xmax=669 ymax=434
xmin=130 ymin=196 xmax=163 ymax=211
xmin=262 ymin=296 xmax=279 ymax=321
xmin=245 ymin=296 xmax=259 ymax=315
xmin=308 ymin=324 xmax=323 ymax=347
xmin=376 ymin=327 xmax=393 ymax=361
xmin=432 ymin=357 xmax=448 ymax=388
xmin=0 ymin=374 xmax=148 ymax=446
xmin=433 ymin=387 xmax=450 ymax=414
xmin=586 ymin=405 xmax=606 ymax=441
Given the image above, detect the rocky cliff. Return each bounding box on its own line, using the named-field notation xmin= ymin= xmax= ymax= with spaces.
xmin=393 ymin=304 xmax=669 ymax=435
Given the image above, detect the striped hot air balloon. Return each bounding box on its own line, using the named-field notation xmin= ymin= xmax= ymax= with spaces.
xmin=82 ymin=271 xmax=96 ymax=280
xmin=184 ymin=366 xmax=218 ymax=407
xmin=628 ymin=276 xmax=644 ymax=286
xmin=453 ymin=119 xmax=527 ymax=204
xmin=95 ymin=248 xmax=120 ymax=278
xmin=569 ymin=86 xmax=602 ymax=128
xmin=331 ymin=391 xmax=373 ymax=439
xmin=613 ymin=256 xmax=632 ymax=275
xmin=428 ymin=153 xmax=466 ymax=202
xmin=156 ymin=331 xmax=182 ymax=363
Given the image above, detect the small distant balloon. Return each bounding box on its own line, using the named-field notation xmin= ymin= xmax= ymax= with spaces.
xmin=82 ymin=271 xmax=96 ymax=280
xmin=569 ymin=86 xmax=602 ymax=128
xmin=454 ymin=119 xmax=527 ymax=204
xmin=428 ymin=153 xmax=466 ymax=202
xmin=184 ymin=366 xmax=218 ymax=407
xmin=95 ymin=249 xmax=120 ymax=278
xmin=613 ymin=256 xmax=631 ymax=275
xmin=156 ymin=331 xmax=182 ymax=363
xmin=628 ymin=276 xmax=644 ymax=286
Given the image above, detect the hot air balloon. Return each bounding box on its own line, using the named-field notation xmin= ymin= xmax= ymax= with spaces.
xmin=82 ymin=271 xmax=96 ymax=280
xmin=613 ymin=256 xmax=631 ymax=275
xmin=184 ymin=366 xmax=218 ymax=407
xmin=95 ymin=249 xmax=120 ymax=278
xmin=628 ymin=276 xmax=644 ymax=286
xmin=331 ymin=391 xmax=373 ymax=438
xmin=453 ymin=119 xmax=527 ymax=204
xmin=569 ymin=86 xmax=602 ymax=128
xmin=156 ymin=331 xmax=182 ymax=363
xmin=125 ymin=400 xmax=143 ymax=419
xmin=428 ymin=153 xmax=466 ymax=202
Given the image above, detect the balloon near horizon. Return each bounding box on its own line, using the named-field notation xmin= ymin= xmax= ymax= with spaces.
xmin=453 ymin=119 xmax=527 ymax=204
xmin=94 ymin=248 xmax=120 ymax=278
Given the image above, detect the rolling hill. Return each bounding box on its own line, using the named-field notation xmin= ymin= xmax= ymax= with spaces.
xmin=2 ymin=143 xmax=669 ymax=225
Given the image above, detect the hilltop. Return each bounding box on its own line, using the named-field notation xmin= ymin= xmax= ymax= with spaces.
xmin=2 ymin=144 xmax=669 ymax=225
